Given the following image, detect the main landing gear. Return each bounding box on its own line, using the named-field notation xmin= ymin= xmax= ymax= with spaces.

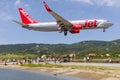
xmin=103 ymin=28 xmax=106 ymax=32
xmin=64 ymin=29 xmax=68 ymax=36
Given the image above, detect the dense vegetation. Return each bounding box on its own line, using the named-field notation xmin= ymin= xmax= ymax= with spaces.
xmin=0 ymin=39 xmax=120 ymax=56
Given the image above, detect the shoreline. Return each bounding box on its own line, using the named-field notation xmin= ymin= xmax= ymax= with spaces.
xmin=0 ymin=63 xmax=120 ymax=80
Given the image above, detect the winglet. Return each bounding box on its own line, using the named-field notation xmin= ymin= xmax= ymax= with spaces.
xmin=43 ymin=1 xmax=52 ymax=12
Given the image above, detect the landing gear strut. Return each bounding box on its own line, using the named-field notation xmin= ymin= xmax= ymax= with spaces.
xmin=103 ymin=28 xmax=106 ymax=32
xmin=64 ymin=29 xmax=68 ymax=36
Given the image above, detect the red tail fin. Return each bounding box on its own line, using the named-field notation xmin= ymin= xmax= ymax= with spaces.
xmin=19 ymin=8 xmax=38 ymax=24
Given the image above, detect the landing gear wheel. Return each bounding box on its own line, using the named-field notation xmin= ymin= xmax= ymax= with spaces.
xmin=103 ymin=28 xmax=105 ymax=32
xmin=64 ymin=28 xmax=68 ymax=36
xmin=64 ymin=31 xmax=67 ymax=36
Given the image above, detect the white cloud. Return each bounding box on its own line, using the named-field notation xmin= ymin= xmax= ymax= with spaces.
xmin=15 ymin=0 xmax=21 ymax=5
xmin=15 ymin=0 xmax=30 ymax=11
xmin=70 ymin=0 xmax=93 ymax=5
xmin=69 ymin=0 xmax=120 ymax=8
xmin=24 ymin=4 xmax=30 ymax=10
xmin=101 ymin=0 xmax=120 ymax=7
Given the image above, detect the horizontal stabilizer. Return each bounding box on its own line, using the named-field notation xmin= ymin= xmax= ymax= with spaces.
xmin=12 ymin=20 xmax=28 ymax=27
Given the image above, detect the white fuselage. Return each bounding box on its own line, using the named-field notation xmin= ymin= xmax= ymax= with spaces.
xmin=25 ymin=19 xmax=113 ymax=32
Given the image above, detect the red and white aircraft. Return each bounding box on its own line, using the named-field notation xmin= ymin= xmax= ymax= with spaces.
xmin=13 ymin=1 xmax=113 ymax=36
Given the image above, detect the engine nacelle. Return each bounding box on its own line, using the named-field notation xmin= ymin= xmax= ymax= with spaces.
xmin=72 ymin=24 xmax=83 ymax=29
xmin=70 ymin=29 xmax=80 ymax=34
xmin=70 ymin=24 xmax=83 ymax=34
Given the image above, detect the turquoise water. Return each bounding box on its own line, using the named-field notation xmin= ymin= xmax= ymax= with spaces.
xmin=0 ymin=68 xmax=89 ymax=80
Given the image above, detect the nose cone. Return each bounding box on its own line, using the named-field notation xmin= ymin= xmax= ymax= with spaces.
xmin=107 ymin=22 xmax=113 ymax=27
xmin=104 ymin=22 xmax=113 ymax=27
xmin=108 ymin=22 xmax=113 ymax=26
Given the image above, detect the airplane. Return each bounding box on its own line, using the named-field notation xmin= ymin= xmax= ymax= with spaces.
xmin=13 ymin=1 xmax=113 ymax=36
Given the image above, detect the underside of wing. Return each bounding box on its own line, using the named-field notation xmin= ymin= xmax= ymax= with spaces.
xmin=43 ymin=1 xmax=72 ymax=34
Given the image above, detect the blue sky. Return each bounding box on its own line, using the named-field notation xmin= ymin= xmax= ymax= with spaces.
xmin=0 ymin=0 xmax=120 ymax=44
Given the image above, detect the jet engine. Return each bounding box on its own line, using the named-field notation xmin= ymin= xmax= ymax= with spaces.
xmin=70 ymin=24 xmax=83 ymax=34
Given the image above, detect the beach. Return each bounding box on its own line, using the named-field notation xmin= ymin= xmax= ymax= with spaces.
xmin=0 ymin=63 xmax=120 ymax=80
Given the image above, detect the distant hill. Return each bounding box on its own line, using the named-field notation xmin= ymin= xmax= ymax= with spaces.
xmin=0 ymin=39 xmax=120 ymax=54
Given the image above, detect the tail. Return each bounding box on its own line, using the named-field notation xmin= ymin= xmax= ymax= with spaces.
xmin=19 ymin=8 xmax=38 ymax=24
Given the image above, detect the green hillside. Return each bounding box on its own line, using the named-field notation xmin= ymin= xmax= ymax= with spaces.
xmin=0 ymin=39 xmax=120 ymax=55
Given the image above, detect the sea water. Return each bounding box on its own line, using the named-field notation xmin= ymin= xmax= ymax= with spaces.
xmin=0 ymin=68 xmax=89 ymax=80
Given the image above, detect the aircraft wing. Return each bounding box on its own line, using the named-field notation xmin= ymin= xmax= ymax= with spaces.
xmin=43 ymin=1 xmax=72 ymax=32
